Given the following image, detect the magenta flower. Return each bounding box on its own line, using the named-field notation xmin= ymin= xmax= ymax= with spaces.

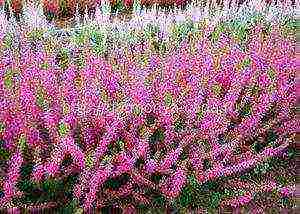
xmin=159 ymin=167 xmax=187 ymax=199
xmin=2 ymin=149 xmax=23 ymax=204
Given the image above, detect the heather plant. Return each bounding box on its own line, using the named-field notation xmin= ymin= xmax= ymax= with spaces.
xmin=0 ymin=0 xmax=297 ymax=213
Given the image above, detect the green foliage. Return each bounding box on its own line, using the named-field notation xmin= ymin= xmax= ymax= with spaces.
xmin=174 ymin=118 xmax=185 ymax=132
xmin=41 ymin=178 xmax=64 ymax=200
xmin=203 ymin=159 xmax=212 ymax=171
xmin=3 ymin=33 xmax=13 ymax=49
xmin=4 ymin=69 xmax=14 ymax=89
xmin=73 ymin=30 xmax=86 ymax=47
xmin=149 ymin=128 xmax=165 ymax=144
xmin=28 ymin=29 xmax=44 ymax=42
xmin=251 ymin=141 xmax=266 ymax=153
xmin=179 ymin=149 xmax=189 ymax=161
xmin=275 ymin=175 xmax=292 ymax=187
xmin=144 ymin=189 xmax=166 ymax=208
xmin=111 ymin=0 xmax=125 ymax=14
xmin=0 ymin=147 xmax=10 ymax=160
xmin=40 ymin=61 xmax=49 ymax=70
xmin=280 ymin=17 xmax=296 ymax=38
xmin=90 ymin=30 xmax=106 ymax=55
xmin=209 ymin=192 xmax=222 ymax=209
xmin=164 ymin=92 xmax=173 ymax=107
xmin=103 ymin=173 xmax=130 ymax=190
xmin=75 ymin=53 xmax=86 ymax=69
xmin=254 ymin=162 xmax=270 ymax=175
xmin=153 ymin=194 xmax=166 ymax=208
xmin=57 ymin=48 xmax=70 ymax=71
xmin=58 ymin=122 xmax=69 ymax=137
xmin=266 ymin=130 xmax=279 ymax=148
xmin=36 ymin=88 xmax=47 ymax=109
xmin=177 ymin=175 xmax=225 ymax=209
xmin=286 ymin=147 xmax=296 ymax=160
xmin=179 ymin=185 xmax=193 ymax=207
xmin=236 ymin=24 xmax=248 ymax=44
xmin=16 ymin=179 xmax=36 ymax=194
xmin=57 ymin=199 xmax=78 ymax=214
xmin=20 ymin=163 xmax=34 ymax=180
xmin=198 ymin=139 xmax=211 ymax=153
xmin=280 ymin=197 xmax=295 ymax=209
xmin=107 ymin=139 xmax=124 ymax=155
xmin=16 ymin=170 xmax=79 ymax=207
xmin=61 ymin=154 xmax=73 ymax=168
xmin=211 ymin=22 xmax=225 ymax=43
xmin=133 ymin=0 xmax=141 ymax=14
xmin=238 ymin=101 xmax=252 ymax=117
xmin=150 ymin=172 xmax=163 ymax=185
xmin=146 ymin=114 xmax=156 ymax=126
xmin=59 ymin=0 xmax=70 ymax=18
xmin=134 ymin=157 xmax=145 ymax=169
xmin=0 ymin=123 xmax=4 ymax=133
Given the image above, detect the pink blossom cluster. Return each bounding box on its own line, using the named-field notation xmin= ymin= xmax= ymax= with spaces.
xmin=0 ymin=17 xmax=296 ymax=211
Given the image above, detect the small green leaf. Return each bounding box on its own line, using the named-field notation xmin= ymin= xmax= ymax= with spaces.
xmin=210 ymin=192 xmax=222 ymax=209
xmin=36 ymin=89 xmax=45 ymax=109
xmin=85 ymin=151 xmax=94 ymax=168
xmin=178 ymin=185 xmax=193 ymax=207
xmin=174 ymin=118 xmax=185 ymax=132
xmin=164 ymin=92 xmax=173 ymax=107
xmin=0 ymin=122 xmax=5 ymax=133
xmin=18 ymin=135 xmax=27 ymax=151
xmin=203 ymin=159 xmax=212 ymax=171
xmin=239 ymin=101 xmax=252 ymax=117
xmin=188 ymin=174 xmax=200 ymax=189
xmin=243 ymin=57 xmax=251 ymax=68
xmin=3 ymin=34 xmax=13 ymax=49
xmin=20 ymin=163 xmax=34 ymax=180
xmin=267 ymin=68 xmax=276 ymax=80
xmin=0 ymin=147 xmax=10 ymax=160
xmin=150 ymin=172 xmax=163 ymax=185
xmin=212 ymin=83 xmax=222 ymax=96
xmin=149 ymin=128 xmax=165 ymax=144
xmin=4 ymin=69 xmax=13 ymax=89
xmin=58 ymin=122 xmax=69 ymax=137
xmin=40 ymin=61 xmax=49 ymax=70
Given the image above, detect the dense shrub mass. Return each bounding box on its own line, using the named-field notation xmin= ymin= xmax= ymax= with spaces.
xmin=0 ymin=1 xmax=296 ymax=213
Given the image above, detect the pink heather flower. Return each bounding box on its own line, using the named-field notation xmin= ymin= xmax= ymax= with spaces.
xmin=92 ymin=136 xmax=112 ymax=164
xmin=189 ymin=147 xmax=203 ymax=171
xmin=239 ymin=191 xmax=253 ymax=204
xmin=131 ymin=172 xmax=155 ymax=188
xmin=45 ymin=144 xmax=65 ymax=177
xmin=73 ymin=169 xmax=93 ymax=200
xmin=114 ymin=152 xmax=135 ymax=175
xmin=60 ymin=136 xmax=85 ymax=170
xmin=42 ymin=108 xmax=60 ymax=128
xmin=237 ymin=92 xmax=273 ymax=137
xmin=26 ymin=127 xmax=40 ymax=147
xmin=145 ymin=158 xmax=158 ymax=174
xmin=2 ymin=150 xmax=23 ymax=202
xmin=230 ymin=192 xmax=253 ymax=208
xmin=257 ymin=72 xmax=272 ymax=89
xmin=46 ymin=162 xmax=60 ymax=177
xmin=199 ymin=112 xmax=229 ymax=140
xmin=135 ymin=139 xmax=149 ymax=159
xmin=159 ymin=147 xmax=182 ymax=172
xmin=83 ymin=166 xmax=111 ymax=210
xmin=280 ymin=185 xmax=295 ymax=197
xmin=160 ymin=168 xmax=187 ymax=199
xmin=32 ymin=164 xmax=46 ymax=182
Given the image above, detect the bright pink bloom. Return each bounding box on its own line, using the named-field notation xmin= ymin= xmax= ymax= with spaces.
xmin=160 ymin=168 xmax=187 ymax=199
